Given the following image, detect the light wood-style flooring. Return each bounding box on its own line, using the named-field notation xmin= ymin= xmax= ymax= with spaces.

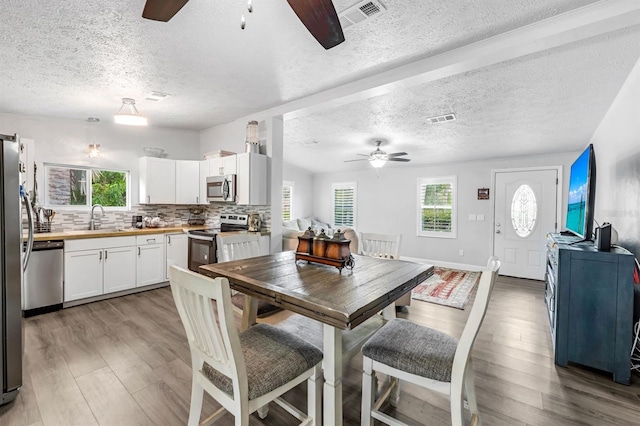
xmin=2 ymin=275 xmax=640 ymax=425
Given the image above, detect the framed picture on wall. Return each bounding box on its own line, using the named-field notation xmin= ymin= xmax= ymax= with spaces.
xmin=477 ymin=188 xmax=490 ymax=200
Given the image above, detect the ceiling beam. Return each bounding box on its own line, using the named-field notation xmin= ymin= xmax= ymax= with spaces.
xmin=258 ymin=0 xmax=640 ymax=121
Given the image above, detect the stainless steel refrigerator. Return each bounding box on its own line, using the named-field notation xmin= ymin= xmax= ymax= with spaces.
xmin=0 ymin=134 xmax=34 ymax=405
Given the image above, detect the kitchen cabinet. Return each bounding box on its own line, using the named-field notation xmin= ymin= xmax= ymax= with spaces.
xmin=139 ymin=157 xmax=176 ymax=204
xmin=236 ymin=153 xmax=267 ymax=205
xmin=103 ymin=247 xmax=137 ymax=294
xmin=136 ymin=234 xmax=165 ymax=287
xmin=208 ymin=155 xmax=237 ymax=176
xmin=64 ymin=250 xmax=103 ymax=302
xmin=175 ymin=160 xmax=200 ymax=204
xmin=64 ymin=236 xmax=137 ymax=302
xmin=165 ymin=233 xmax=188 ymax=279
xmin=199 ymin=160 xmax=209 ymax=205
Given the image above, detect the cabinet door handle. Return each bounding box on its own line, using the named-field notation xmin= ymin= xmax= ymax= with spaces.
xmin=105 ymin=250 xmax=108 ymax=260
xmin=168 ymin=236 xmax=171 ymax=244
xmin=148 ymin=195 xmax=151 ymax=204
xmin=138 ymin=247 xmax=141 ymax=255
xmin=196 ymin=196 xmax=199 ymax=204
xmin=99 ymin=251 xmax=102 ymax=261
xmin=147 ymin=238 xmax=156 ymax=243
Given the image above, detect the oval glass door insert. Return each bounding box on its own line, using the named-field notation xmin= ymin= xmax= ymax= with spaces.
xmin=511 ymin=184 xmax=537 ymax=237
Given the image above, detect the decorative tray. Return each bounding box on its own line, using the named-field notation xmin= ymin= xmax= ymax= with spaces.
xmin=295 ymin=252 xmax=355 ymax=272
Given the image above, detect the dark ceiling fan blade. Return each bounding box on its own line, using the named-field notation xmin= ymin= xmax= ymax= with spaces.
xmin=142 ymin=0 xmax=189 ymax=22
xmin=356 ymin=153 xmax=370 ymax=157
xmin=387 ymin=158 xmax=411 ymax=162
xmin=388 ymin=152 xmax=408 ymax=157
xmin=344 ymin=159 xmax=369 ymax=163
xmin=286 ymin=0 xmax=345 ymax=50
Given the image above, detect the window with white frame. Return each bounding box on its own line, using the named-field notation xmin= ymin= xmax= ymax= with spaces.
xmin=44 ymin=164 xmax=130 ymax=209
xmin=332 ymin=182 xmax=357 ymax=228
xmin=282 ymin=181 xmax=294 ymax=221
xmin=417 ymin=176 xmax=457 ymax=238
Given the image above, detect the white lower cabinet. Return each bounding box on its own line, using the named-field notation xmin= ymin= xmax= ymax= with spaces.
xmin=64 ymin=250 xmax=103 ymax=302
xmin=136 ymin=234 xmax=165 ymax=287
xmin=103 ymin=247 xmax=137 ymax=294
xmin=165 ymin=233 xmax=188 ymax=280
xmin=64 ymin=246 xmax=137 ymax=301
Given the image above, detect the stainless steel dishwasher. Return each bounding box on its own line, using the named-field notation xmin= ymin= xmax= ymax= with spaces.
xmin=23 ymin=240 xmax=64 ymax=317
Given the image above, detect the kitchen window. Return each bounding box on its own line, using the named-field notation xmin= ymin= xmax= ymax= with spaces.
xmin=332 ymin=182 xmax=357 ymax=228
xmin=417 ymin=176 xmax=457 ymax=238
xmin=282 ymin=181 xmax=294 ymax=221
xmin=44 ymin=164 xmax=130 ymax=209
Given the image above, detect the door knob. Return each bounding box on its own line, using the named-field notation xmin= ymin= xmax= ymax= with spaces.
xmin=496 ymin=223 xmax=501 ymax=227
xmin=496 ymin=230 xmax=501 ymax=234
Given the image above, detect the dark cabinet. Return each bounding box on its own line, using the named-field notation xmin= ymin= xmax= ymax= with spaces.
xmin=545 ymin=233 xmax=635 ymax=385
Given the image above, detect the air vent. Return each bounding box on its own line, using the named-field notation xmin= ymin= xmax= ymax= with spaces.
xmin=427 ymin=113 xmax=457 ymax=124
xmin=145 ymin=91 xmax=171 ymax=102
xmin=338 ymin=0 xmax=386 ymax=30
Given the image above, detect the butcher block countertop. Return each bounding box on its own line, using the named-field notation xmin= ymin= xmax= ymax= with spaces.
xmin=30 ymin=225 xmax=209 ymax=241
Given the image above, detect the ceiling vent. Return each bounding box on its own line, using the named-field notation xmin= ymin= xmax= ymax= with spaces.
xmin=338 ymin=1 xmax=386 ymax=30
xmin=427 ymin=113 xmax=457 ymax=124
xmin=145 ymin=91 xmax=171 ymax=102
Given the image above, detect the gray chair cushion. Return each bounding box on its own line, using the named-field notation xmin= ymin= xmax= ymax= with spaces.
xmin=202 ymin=324 xmax=323 ymax=400
xmin=362 ymin=318 xmax=458 ymax=382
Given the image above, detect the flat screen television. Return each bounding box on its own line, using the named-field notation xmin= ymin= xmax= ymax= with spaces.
xmin=565 ymin=144 xmax=596 ymax=240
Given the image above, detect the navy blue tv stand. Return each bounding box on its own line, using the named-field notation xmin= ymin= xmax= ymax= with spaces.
xmin=545 ymin=233 xmax=634 ymax=385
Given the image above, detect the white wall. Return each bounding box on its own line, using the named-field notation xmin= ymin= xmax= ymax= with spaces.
xmin=0 ymin=112 xmax=200 ymax=205
xmin=312 ymin=153 xmax=578 ymax=266
xmin=590 ymin=56 xmax=640 ymax=256
xmin=283 ymin=163 xmax=314 ymax=220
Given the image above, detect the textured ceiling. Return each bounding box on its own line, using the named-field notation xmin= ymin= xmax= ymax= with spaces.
xmin=0 ymin=0 xmax=600 ymax=130
xmin=284 ymin=25 xmax=640 ymax=173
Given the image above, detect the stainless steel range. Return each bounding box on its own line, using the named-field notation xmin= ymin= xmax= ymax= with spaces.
xmin=187 ymin=214 xmax=249 ymax=272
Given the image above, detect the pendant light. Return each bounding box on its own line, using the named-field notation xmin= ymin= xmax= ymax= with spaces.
xmin=114 ymin=98 xmax=148 ymax=126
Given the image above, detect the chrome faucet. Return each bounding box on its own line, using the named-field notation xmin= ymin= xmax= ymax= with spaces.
xmin=89 ymin=204 xmax=105 ymax=230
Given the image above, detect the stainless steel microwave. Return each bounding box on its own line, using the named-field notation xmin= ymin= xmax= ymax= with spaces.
xmin=206 ymin=175 xmax=236 ymax=202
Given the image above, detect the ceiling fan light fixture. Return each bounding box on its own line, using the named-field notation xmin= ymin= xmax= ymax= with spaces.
xmin=369 ymin=157 xmax=386 ymax=168
xmin=114 ymin=98 xmax=148 ymax=126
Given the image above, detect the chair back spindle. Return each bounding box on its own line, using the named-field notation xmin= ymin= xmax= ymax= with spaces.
xmin=218 ymin=234 xmax=261 ymax=262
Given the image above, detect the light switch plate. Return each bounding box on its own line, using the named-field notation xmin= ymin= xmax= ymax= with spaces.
xmin=468 ymin=214 xmax=477 ymax=221
xmin=477 ymin=214 xmax=485 ymax=221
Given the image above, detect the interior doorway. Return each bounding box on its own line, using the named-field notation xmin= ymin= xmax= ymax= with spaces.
xmin=493 ymin=167 xmax=562 ymax=280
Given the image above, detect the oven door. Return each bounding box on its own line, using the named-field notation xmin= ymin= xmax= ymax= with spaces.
xmin=188 ymin=234 xmax=216 ymax=272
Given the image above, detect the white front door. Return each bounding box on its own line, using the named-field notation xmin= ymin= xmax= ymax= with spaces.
xmin=494 ymin=169 xmax=559 ymax=280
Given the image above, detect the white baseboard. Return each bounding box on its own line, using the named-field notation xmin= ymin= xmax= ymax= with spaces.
xmin=399 ymin=256 xmax=486 ymax=272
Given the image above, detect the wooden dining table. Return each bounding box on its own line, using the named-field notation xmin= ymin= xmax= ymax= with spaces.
xmin=199 ymin=251 xmax=433 ymax=426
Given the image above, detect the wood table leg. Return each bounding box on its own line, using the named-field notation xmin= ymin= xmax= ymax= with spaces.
xmin=241 ymin=295 xmax=258 ymax=331
xmin=323 ymin=323 xmax=343 ymax=426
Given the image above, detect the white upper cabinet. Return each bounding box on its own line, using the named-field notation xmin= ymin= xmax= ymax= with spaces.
xmin=236 ymin=153 xmax=267 ymax=205
xmin=139 ymin=157 xmax=176 ymax=204
xmin=175 ymin=160 xmax=200 ymax=204
xmin=199 ymin=160 xmax=209 ymax=205
xmin=208 ymin=155 xmax=237 ymax=176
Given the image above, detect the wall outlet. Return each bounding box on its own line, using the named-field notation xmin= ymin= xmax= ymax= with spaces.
xmin=459 ymin=249 xmax=464 ymax=256
xmin=477 ymin=214 xmax=485 ymax=221
xmin=468 ymin=214 xmax=477 ymax=221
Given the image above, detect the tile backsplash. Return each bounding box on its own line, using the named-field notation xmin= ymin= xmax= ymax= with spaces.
xmin=32 ymin=204 xmax=271 ymax=233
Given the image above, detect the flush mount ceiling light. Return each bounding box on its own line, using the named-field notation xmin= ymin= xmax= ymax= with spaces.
xmin=114 ymin=98 xmax=148 ymax=126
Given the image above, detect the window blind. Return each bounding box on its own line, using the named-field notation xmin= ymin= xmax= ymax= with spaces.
xmin=332 ymin=184 xmax=356 ymax=227
xmin=282 ymin=185 xmax=292 ymax=221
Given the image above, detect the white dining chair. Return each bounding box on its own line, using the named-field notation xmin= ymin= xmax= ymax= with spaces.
xmin=359 ymin=232 xmax=411 ymax=307
xmin=217 ymin=233 xmax=281 ymax=321
xmin=360 ymin=258 xmax=501 ymax=426
xmin=169 ymin=266 xmax=323 ymax=426
xmin=217 ymin=233 xmax=261 ymax=263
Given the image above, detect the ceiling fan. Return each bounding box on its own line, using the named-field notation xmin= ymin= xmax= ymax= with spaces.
xmin=344 ymin=140 xmax=412 ymax=168
xmin=141 ymin=0 xmax=345 ymax=50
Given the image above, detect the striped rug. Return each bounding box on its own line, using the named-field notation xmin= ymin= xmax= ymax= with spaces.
xmin=411 ymin=267 xmax=481 ymax=309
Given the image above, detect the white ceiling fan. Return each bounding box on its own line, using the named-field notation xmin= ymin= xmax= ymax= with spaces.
xmin=344 ymin=140 xmax=411 ymax=168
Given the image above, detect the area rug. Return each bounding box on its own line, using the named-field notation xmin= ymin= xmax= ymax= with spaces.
xmin=412 ymin=267 xmax=481 ymax=309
